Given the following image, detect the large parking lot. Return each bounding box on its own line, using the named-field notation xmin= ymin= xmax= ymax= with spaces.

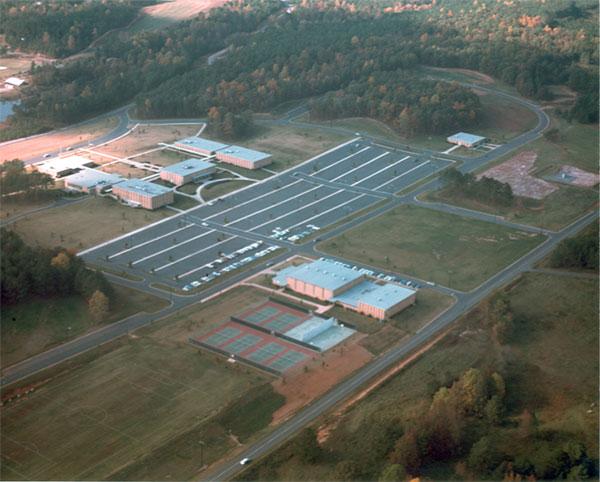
xmin=81 ymin=139 xmax=452 ymax=288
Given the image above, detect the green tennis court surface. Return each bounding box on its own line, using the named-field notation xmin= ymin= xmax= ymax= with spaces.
xmin=204 ymin=327 xmax=241 ymax=347
xmin=244 ymin=306 xmax=280 ymax=324
xmin=247 ymin=342 xmax=285 ymax=363
xmin=222 ymin=334 xmax=262 ymax=354
xmin=263 ymin=313 xmax=302 ymax=332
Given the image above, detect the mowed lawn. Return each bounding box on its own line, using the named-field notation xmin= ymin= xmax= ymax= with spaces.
xmin=240 ymin=272 xmax=598 ymax=481
xmin=1 ymin=287 xmax=284 ymax=481
xmin=7 ymin=196 xmax=173 ymax=252
xmin=318 ymin=205 xmax=546 ymax=291
xmin=205 ymin=123 xmax=351 ymax=172
xmin=1 ymin=284 xmax=169 ymax=368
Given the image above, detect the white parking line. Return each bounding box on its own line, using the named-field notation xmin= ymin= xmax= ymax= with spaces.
xmin=372 ymin=160 xmax=431 ymax=190
xmin=226 ymin=184 xmax=322 ymax=226
xmin=154 ymin=237 xmax=233 ymax=272
xmin=352 ymin=155 xmax=410 ymax=186
xmin=286 ymin=194 xmax=367 ymax=230
xmin=131 ymin=230 xmax=215 ymax=265
xmin=330 ymin=151 xmax=390 ymax=182
xmin=108 ymin=225 xmax=193 ymax=259
xmin=249 ymin=189 xmax=343 ymax=232
xmin=205 ymin=179 xmax=304 ymax=220
xmin=312 ymin=146 xmax=371 ymax=175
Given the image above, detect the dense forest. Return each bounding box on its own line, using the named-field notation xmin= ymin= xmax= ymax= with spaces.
xmin=0 ymin=0 xmax=143 ymax=58
xmin=550 ymin=226 xmax=599 ymax=270
xmin=1 ymin=230 xmax=113 ymax=319
xmin=0 ymin=0 xmax=281 ymax=140
xmin=440 ymin=167 xmax=514 ymax=207
xmin=1 ymin=0 xmax=598 ymax=141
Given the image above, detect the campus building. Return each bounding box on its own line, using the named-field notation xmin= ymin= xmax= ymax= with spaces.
xmin=160 ymin=158 xmax=216 ymax=186
xmin=35 ymin=155 xmax=94 ymax=178
xmin=446 ymin=132 xmax=487 ymax=148
xmin=112 ymin=179 xmax=174 ymax=210
xmin=215 ymin=145 xmax=272 ymax=170
xmin=274 ymin=259 xmax=416 ymax=320
xmin=171 ymin=136 xmax=272 ymax=170
xmin=276 ymin=259 xmax=365 ymax=301
xmin=63 ymin=170 xmax=123 ymax=194
xmin=172 ymin=137 xmax=229 ymax=157
xmin=332 ymin=281 xmax=416 ymax=319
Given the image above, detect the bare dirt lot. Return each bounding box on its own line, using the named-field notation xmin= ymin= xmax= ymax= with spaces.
xmin=271 ymin=338 xmax=373 ymax=424
xmin=478 ymin=151 xmax=558 ymax=199
xmin=130 ymin=147 xmax=188 ymax=166
xmin=95 ymin=124 xmax=202 ymax=158
xmin=100 ymin=161 xmax=152 ymax=179
xmin=0 ymin=117 xmax=118 ymax=163
xmin=556 ymin=165 xmax=600 ymax=187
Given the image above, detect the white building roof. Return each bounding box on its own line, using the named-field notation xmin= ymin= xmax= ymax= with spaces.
xmin=5 ymin=77 xmax=26 ymax=87
xmin=35 ymin=155 xmax=93 ymax=177
xmin=114 ymin=179 xmax=172 ymax=197
xmin=447 ymin=132 xmax=486 ymax=145
xmin=175 ymin=137 xmax=229 ymax=153
xmin=162 ymin=158 xmax=215 ymax=176
xmin=64 ymin=170 xmax=123 ymax=189
xmin=217 ymin=145 xmax=271 ymax=164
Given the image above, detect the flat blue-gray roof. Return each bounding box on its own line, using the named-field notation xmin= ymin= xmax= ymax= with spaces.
xmin=332 ymin=280 xmax=415 ymax=310
xmin=275 ymin=259 xmax=363 ymax=292
xmin=217 ymin=145 xmax=271 ymax=163
xmin=175 ymin=136 xmax=229 ymax=152
xmin=162 ymin=158 xmax=215 ymax=176
xmin=114 ymin=179 xmax=172 ymax=197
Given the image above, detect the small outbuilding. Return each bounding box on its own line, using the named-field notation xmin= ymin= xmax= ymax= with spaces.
xmin=447 ymin=132 xmax=487 ymax=148
xmin=4 ymin=77 xmax=27 ymax=89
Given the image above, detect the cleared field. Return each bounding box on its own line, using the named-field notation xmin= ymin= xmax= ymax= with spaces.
xmin=95 ymin=124 xmax=202 ymax=159
xmin=129 ymin=0 xmax=228 ymax=32
xmin=100 ymin=161 xmax=152 ymax=178
xmin=0 ymin=116 xmax=118 ymax=163
xmin=239 ymin=272 xmax=599 ymax=481
xmin=8 ymin=196 xmax=173 ymax=252
xmin=201 ymin=180 xmax=254 ymax=201
xmin=207 ymin=123 xmax=351 ymax=171
xmin=132 ymin=148 xmax=189 ymax=166
xmin=426 ymin=184 xmax=598 ymax=231
xmin=318 ymin=204 xmax=546 ymax=291
xmin=1 ymin=286 xmax=284 ymax=481
xmin=1 ymin=284 xmax=168 ymax=368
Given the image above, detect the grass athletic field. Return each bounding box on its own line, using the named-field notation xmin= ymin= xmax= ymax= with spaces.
xmin=318 ymin=204 xmax=546 ymax=291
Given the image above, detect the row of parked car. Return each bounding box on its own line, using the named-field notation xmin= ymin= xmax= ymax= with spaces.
xmin=319 ymin=257 xmax=423 ymax=289
xmin=270 ymin=224 xmax=321 ymax=242
xmin=182 ymin=242 xmax=279 ymax=291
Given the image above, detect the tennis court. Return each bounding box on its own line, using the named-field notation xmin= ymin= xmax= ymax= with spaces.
xmin=222 ymin=334 xmax=262 ymax=355
xmin=193 ymin=321 xmax=314 ymax=374
xmin=204 ymin=326 xmax=242 ymax=347
xmin=269 ymin=351 xmax=308 ymax=372
xmin=238 ymin=301 xmax=311 ymax=334
xmin=247 ymin=342 xmax=285 ymax=364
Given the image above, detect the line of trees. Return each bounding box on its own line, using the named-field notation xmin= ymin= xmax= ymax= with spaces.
xmin=441 ymin=167 xmax=514 ymax=207
xmin=1 ymin=230 xmax=113 ymax=320
xmin=550 ymin=228 xmax=598 ymax=270
xmin=1 ymin=159 xmax=53 ymax=197
xmin=0 ymin=0 xmax=143 ymax=58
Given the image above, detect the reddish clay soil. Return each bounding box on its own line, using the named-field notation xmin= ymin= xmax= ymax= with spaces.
xmin=271 ymin=337 xmax=373 ymax=424
xmin=558 ymin=165 xmax=599 ymax=188
xmin=142 ymin=0 xmax=228 ymax=20
xmin=478 ymin=151 xmax=557 ymax=199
